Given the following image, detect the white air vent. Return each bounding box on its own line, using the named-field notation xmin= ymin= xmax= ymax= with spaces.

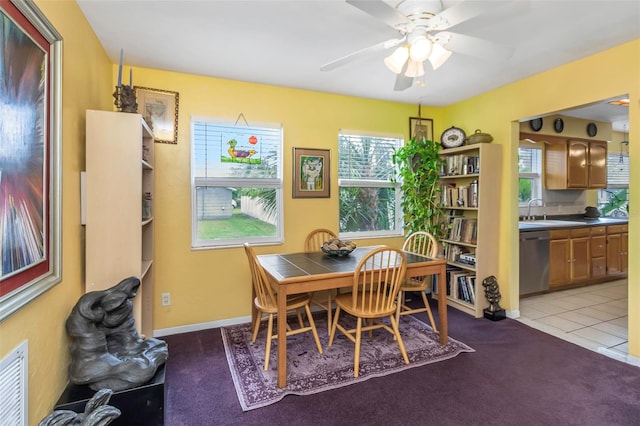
xmin=0 ymin=340 xmax=28 ymax=426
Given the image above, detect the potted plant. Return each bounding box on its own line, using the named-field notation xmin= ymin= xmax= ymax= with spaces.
xmin=392 ymin=136 xmax=445 ymax=239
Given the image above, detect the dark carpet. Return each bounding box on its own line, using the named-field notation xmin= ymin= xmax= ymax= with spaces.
xmin=163 ymin=299 xmax=640 ymax=425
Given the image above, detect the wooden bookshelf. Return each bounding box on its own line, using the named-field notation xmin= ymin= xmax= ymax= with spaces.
xmin=434 ymin=143 xmax=502 ymax=317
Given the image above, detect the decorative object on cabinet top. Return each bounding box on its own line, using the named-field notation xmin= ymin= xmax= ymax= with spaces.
xmin=466 ymin=129 xmax=493 ymax=145
xmin=440 ymin=126 xmax=466 ymax=149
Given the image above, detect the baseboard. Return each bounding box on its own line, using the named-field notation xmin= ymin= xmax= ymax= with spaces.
xmin=153 ymin=315 xmax=251 ymax=337
xmin=506 ymin=309 xmax=520 ymax=319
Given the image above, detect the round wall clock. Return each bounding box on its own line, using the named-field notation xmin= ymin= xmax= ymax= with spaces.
xmin=587 ymin=122 xmax=598 ymax=137
xmin=440 ymin=126 xmax=466 ymax=149
xmin=553 ymin=118 xmax=564 ymax=133
xmin=529 ymin=118 xmax=543 ymax=132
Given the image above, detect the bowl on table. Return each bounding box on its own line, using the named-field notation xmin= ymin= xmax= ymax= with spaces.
xmin=321 ymin=238 xmax=356 ymax=256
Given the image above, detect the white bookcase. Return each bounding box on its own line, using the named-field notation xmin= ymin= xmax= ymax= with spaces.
xmin=435 ymin=143 xmax=502 ymax=317
xmin=85 ymin=110 xmax=155 ymax=337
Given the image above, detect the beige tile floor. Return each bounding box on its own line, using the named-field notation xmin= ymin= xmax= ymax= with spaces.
xmin=517 ymin=279 xmax=632 ymax=363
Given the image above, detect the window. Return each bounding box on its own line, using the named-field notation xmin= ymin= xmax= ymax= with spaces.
xmin=597 ymin=152 xmax=629 ymax=217
xmin=338 ymin=130 xmax=403 ymax=238
xmin=191 ymin=117 xmax=283 ymax=248
xmin=518 ymin=146 xmax=542 ymax=204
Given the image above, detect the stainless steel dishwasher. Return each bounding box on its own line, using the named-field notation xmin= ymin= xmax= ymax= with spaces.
xmin=519 ymin=230 xmax=551 ymax=296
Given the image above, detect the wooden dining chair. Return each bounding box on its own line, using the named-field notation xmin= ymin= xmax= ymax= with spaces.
xmin=396 ymin=231 xmax=439 ymax=332
xmin=304 ymin=228 xmax=338 ymax=334
xmin=328 ymin=246 xmax=409 ymax=377
xmin=244 ymin=243 xmax=323 ymax=370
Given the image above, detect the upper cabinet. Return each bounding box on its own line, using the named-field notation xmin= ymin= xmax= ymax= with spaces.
xmin=544 ymin=139 xmax=607 ymax=189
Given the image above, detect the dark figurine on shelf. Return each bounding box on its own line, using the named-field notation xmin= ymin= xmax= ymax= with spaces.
xmin=482 ymin=275 xmax=506 ymax=321
xmin=113 ymin=85 xmax=137 ymax=113
xmin=40 ymin=388 xmax=120 ymax=426
xmin=66 ymin=277 xmax=168 ymax=391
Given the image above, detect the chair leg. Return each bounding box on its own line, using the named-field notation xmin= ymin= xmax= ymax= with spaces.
xmin=354 ymin=316 xmax=363 ymax=377
xmin=326 ymin=293 xmax=333 ymax=336
xmin=251 ymin=312 xmax=263 ymax=343
xmin=395 ymin=290 xmax=404 ymax=328
xmin=389 ymin=314 xmax=409 ymax=365
xmin=420 ymin=291 xmax=438 ymax=332
xmin=263 ymin=313 xmax=274 ymax=371
xmin=304 ymin=304 xmax=323 ymax=354
xmin=328 ymin=306 xmax=341 ymax=346
xmin=296 ymin=309 xmax=304 ymax=328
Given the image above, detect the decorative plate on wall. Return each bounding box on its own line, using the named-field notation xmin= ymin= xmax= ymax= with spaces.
xmin=587 ymin=122 xmax=598 ymax=137
xmin=529 ymin=118 xmax=543 ymax=132
xmin=553 ymin=118 xmax=564 ymax=133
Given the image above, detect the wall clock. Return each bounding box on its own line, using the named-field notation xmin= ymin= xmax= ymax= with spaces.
xmin=529 ymin=118 xmax=543 ymax=132
xmin=440 ymin=126 xmax=466 ymax=149
xmin=553 ymin=118 xmax=564 ymax=133
xmin=587 ymin=122 xmax=598 ymax=137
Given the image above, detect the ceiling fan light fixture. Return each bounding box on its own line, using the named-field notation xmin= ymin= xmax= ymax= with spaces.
xmin=384 ymin=46 xmax=409 ymax=74
xmin=404 ymin=59 xmax=425 ymax=78
xmin=428 ymin=43 xmax=452 ymax=70
xmin=409 ymin=36 xmax=433 ymax=62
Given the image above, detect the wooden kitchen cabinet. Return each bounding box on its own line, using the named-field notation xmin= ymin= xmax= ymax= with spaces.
xmin=544 ymin=139 xmax=607 ymax=189
xmin=549 ymin=228 xmax=590 ymax=288
xmin=590 ymin=226 xmax=607 ymax=278
xmin=607 ymin=224 xmax=629 ymax=275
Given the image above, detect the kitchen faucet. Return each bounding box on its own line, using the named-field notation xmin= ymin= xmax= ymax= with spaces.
xmin=526 ymin=198 xmax=545 ymax=221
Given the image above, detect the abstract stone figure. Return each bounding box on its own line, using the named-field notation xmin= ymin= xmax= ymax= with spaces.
xmin=66 ymin=277 xmax=168 ymax=391
xmin=482 ymin=275 xmax=506 ymax=321
xmin=39 ymin=389 xmax=120 ymax=426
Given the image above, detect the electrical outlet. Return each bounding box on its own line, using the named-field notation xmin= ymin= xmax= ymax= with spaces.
xmin=161 ymin=292 xmax=171 ymax=307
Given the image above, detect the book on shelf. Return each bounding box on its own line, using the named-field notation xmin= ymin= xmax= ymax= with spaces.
xmin=439 ymin=180 xmax=478 ymax=208
xmin=447 ymin=217 xmax=478 ymax=245
xmin=441 ymin=154 xmax=481 ymax=176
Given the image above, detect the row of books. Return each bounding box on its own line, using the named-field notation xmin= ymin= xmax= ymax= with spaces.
xmin=440 ymin=181 xmax=479 ymax=208
xmin=443 ymin=243 xmax=476 ymax=265
xmin=440 ymin=155 xmax=480 ymax=176
xmin=447 ymin=217 xmax=477 ymax=244
xmin=452 ymin=270 xmax=476 ymax=304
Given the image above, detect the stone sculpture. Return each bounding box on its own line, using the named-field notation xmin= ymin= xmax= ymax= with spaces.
xmin=482 ymin=275 xmax=506 ymax=321
xmin=66 ymin=277 xmax=168 ymax=391
xmin=39 ymin=389 xmax=120 ymax=426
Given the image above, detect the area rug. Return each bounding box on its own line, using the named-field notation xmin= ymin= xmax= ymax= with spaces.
xmin=222 ymin=314 xmax=474 ymax=411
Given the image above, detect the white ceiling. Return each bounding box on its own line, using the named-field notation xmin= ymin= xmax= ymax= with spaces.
xmin=76 ymin=0 xmax=638 ymax=131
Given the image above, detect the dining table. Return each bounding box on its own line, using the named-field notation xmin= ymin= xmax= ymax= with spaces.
xmin=255 ymin=245 xmax=448 ymax=388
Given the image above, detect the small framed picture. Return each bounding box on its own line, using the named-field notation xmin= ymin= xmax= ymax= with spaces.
xmin=293 ymin=148 xmax=330 ymax=198
xmin=409 ymin=117 xmax=434 ymax=141
xmin=134 ymin=86 xmax=179 ymax=144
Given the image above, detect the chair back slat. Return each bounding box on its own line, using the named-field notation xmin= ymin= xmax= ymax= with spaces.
xmin=304 ymin=228 xmax=337 ymax=252
xmin=351 ymin=247 xmax=406 ymax=313
xmin=402 ymin=231 xmax=438 ymax=257
xmin=244 ymin=243 xmax=277 ymax=309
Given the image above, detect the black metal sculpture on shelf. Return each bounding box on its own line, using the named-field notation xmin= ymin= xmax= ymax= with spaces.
xmin=482 ymin=275 xmax=506 ymax=321
xmin=66 ymin=277 xmax=168 ymax=391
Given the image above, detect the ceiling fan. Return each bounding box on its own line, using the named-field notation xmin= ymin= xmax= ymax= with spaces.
xmin=321 ymin=0 xmax=518 ymax=91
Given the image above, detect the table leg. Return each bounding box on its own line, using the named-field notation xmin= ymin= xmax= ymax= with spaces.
xmin=437 ymin=265 xmax=448 ymax=345
xmin=277 ymin=288 xmax=288 ymax=388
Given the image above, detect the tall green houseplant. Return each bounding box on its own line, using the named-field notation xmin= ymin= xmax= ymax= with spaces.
xmin=393 ymin=137 xmax=445 ymax=239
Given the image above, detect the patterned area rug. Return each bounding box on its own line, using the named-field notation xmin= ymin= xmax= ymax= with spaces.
xmin=222 ymin=314 xmax=474 ymax=411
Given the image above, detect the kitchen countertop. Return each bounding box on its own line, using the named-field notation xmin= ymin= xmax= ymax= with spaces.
xmin=519 ymin=216 xmax=628 ymax=231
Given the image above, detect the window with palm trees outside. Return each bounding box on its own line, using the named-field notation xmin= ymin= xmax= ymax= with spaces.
xmin=191 ymin=118 xmax=283 ymax=248
xmin=518 ymin=146 xmax=542 ymax=205
xmin=338 ymin=131 xmax=403 ymax=238
xmin=598 ymin=152 xmax=629 ymax=217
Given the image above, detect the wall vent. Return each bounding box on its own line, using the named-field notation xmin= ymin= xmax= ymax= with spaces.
xmin=0 ymin=340 xmax=28 ymax=426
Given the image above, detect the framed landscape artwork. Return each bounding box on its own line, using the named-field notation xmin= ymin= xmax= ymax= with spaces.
xmin=0 ymin=0 xmax=63 ymax=321
xmin=134 ymin=86 xmax=180 ymax=144
xmin=293 ymin=148 xmax=330 ymax=198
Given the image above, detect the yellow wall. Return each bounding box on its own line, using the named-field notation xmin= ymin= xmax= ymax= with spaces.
xmin=130 ymin=66 xmax=444 ymax=329
xmin=444 ymin=39 xmax=640 ymax=354
xmin=0 ymin=1 xmax=113 ymax=423
xmin=1 ymin=2 xmax=638 ymax=422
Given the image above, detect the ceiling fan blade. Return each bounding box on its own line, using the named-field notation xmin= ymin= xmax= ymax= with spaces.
xmin=429 ymin=1 xmax=487 ymax=31
xmin=393 ymin=73 xmax=414 ymax=92
xmin=320 ymin=38 xmax=403 ymax=72
xmin=346 ymin=0 xmax=411 ymax=30
xmin=438 ymin=31 xmax=514 ymax=62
